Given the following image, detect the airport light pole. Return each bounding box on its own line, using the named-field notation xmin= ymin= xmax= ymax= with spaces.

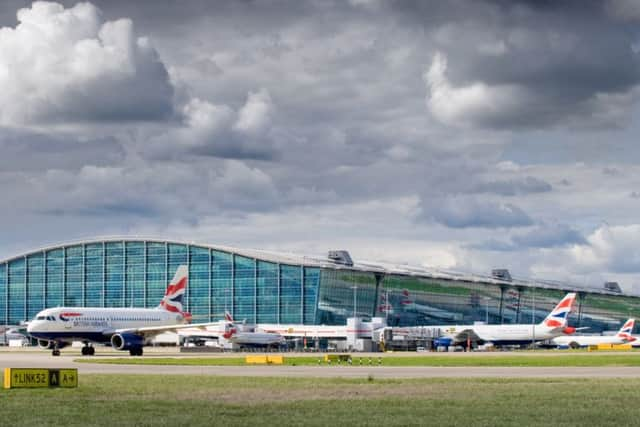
xmin=224 ymin=288 xmax=230 ymax=316
xmin=385 ymin=289 xmax=389 ymax=324
xmin=351 ymin=285 xmax=358 ymax=319
xmin=531 ymin=288 xmax=536 ymax=350
xmin=484 ymin=297 xmax=489 ymax=323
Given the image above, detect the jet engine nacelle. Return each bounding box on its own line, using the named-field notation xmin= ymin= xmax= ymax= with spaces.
xmin=38 ymin=339 xmax=54 ymax=349
xmin=38 ymin=340 xmax=68 ymax=350
xmin=110 ymin=333 xmax=144 ymax=351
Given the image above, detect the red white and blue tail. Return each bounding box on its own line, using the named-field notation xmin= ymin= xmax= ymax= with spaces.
xmin=542 ymin=293 xmax=576 ymax=329
xmin=158 ymin=265 xmax=188 ymax=314
xmin=400 ymin=289 xmax=413 ymax=306
xmin=617 ymin=318 xmax=635 ymax=342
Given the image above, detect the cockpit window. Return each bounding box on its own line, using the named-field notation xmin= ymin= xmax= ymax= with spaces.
xmin=47 ymin=316 xmax=54 ymax=321
xmin=36 ymin=316 xmax=46 ymax=320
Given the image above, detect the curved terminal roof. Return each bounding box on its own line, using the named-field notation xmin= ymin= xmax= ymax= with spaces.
xmin=0 ymin=236 xmax=625 ymax=297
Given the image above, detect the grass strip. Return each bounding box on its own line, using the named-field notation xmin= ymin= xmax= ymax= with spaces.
xmin=2 ymin=375 xmax=640 ymax=426
xmin=75 ymin=353 xmax=640 ymax=367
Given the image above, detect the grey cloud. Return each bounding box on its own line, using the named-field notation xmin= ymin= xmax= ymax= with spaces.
xmin=0 ymin=129 xmax=125 ymax=171
xmin=415 ymin=1 xmax=640 ymax=129
xmin=144 ymin=91 xmax=280 ymax=161
xmin=603 ymin=167 xmax=622 ymax=176
xmin=472 ymin=176 xmax=552 ymax=196
xmin=470 ymin=223 xmax=587 ymax=251
xmin=511 ymin=224 xmax=587 ymax=248
xmin=605 ymin=0 xmax=640 ymax=21
xmin=467 ymin=238 xmax=515 ymax=252
xmin=424 ymin=197 xmax=533 ymax=229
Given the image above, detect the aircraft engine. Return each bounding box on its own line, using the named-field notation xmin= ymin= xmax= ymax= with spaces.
xmin=38 ymin=339 xmax=54 ymax=349
xmin=110 ymin=333 xmax=144 ymax=351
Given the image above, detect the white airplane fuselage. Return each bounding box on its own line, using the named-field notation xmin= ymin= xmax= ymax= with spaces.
xmin=27 ymin=307 xmax=188 ymax=344
xmin=551 ymin=335 xmax=628 ymax=347
xmin=228 ymin=331 xmax=285 ymax=346
xmin=442 ymin=324 xmax=566 ymax=345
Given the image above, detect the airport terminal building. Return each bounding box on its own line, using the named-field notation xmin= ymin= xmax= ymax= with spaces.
xmin=1 ymin=238 xmax=639 ymax=333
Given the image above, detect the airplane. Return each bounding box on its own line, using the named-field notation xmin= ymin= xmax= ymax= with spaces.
xmin=400 ymin=289 xmax=463 ymax=321
xmin=26 ymin=265 xmax=213 ymax=356
xmin=436 ymin=292 xmax=579 ymax=347
xmin=221 ymin=312 xmax=285 ymax=347
xmin=179 ymin=311 xmax=285 ymax=348
xmin=551 ymin=318 xmax=636 ymax=348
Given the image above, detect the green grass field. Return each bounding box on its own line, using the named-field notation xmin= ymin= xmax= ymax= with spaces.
xmin=2 ymin=375 xmax=640 ymax=426
xmin=76 ymin=353 xmax=640 ymax=367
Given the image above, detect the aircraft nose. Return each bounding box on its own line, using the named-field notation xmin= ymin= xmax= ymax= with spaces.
xmin=27 ymin=321 xmax=39 ymax=333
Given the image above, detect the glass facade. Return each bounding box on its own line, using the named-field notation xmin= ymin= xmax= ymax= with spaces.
xmin=0 ymin=240 xmax=320 ymax=326
xmin=315 ymin=270 xmax=640 ymax=333
xmin=1 ymin=239 xmax=639 ymax=334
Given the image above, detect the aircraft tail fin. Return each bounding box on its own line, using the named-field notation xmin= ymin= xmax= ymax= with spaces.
xmin=224 ymin=310 xmax=234 ymax=322
xmin=542 ymin=292 xmax=576 ymax=329
xmin=158 ymin=265 xmax=188 ymax=314
xmin=400 ymin=289 xmax=413 ymax=306
xmin=617 ymin=318 xmax=635 ymax=342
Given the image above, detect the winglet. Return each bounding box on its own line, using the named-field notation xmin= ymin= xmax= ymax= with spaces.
xmin=224 ymin=310 xmax=234 ymax=322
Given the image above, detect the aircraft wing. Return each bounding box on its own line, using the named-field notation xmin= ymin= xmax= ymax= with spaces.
xmin=442 ymin=327 xmax=483 ymax=343
xmin=109 ymin=322 xmax=222 ymax=339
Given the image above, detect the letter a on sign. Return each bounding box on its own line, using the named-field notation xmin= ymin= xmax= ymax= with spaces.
xmin=49 ymin=370 xmax=59 ymax=386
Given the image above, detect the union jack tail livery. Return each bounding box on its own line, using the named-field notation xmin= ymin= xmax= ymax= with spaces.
xmin=400 ymin=289 xmax=413 ymax=305
xmin=158 ymin=265 xmax=188 ymax=315
xmin=543 ymin=292 xmax=576 ymax=328
xmin=617 ymin=318 xmax=636 ymax=342
xmin=378 ymin=293 xmax=393 ymax=313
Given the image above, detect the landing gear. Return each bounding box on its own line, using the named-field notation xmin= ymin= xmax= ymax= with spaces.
xmin=129 ymin=347 xmax=143 ymax=356
xmin=52 ymin=342 xmax=61 ymax=356
xmin=81 ymin=344 xmax=95 ymax=356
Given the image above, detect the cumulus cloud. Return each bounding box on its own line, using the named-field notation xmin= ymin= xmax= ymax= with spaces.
xmin=147 ymin=89 xmax=277 ymax=160
xmin=0 ymin=1 xmax=173 ymax=125
xmin=233 ymin=89 xmax=274 ymax=136
xmin=569 ymin=224 xmax=640 ymax=274
xmin=424 ymin=24 xmax=640 ymax=130
xmin=424 ymin=51 xmax=527 ymax=128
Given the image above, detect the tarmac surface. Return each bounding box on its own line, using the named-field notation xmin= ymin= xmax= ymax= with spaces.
xmin=3 ymin=348 xmax=640 ymax=378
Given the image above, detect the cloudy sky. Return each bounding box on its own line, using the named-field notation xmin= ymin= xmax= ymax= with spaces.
xmin=2 ymin=0 xmax=640 ymax=292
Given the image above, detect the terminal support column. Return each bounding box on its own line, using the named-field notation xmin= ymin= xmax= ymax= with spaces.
xmin=372 ymin=273 xmax=384 ymax=317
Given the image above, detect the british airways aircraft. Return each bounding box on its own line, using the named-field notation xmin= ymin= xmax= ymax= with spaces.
xmin=437 ymin=292 xmax=578 ymax=347
xmin=551 ymin=318 xmax=636 ymax=348
xmin=27 ymin=265 xmax=202 ymax=356
xmin=178 ymin=311 xmax=285 ymax=348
